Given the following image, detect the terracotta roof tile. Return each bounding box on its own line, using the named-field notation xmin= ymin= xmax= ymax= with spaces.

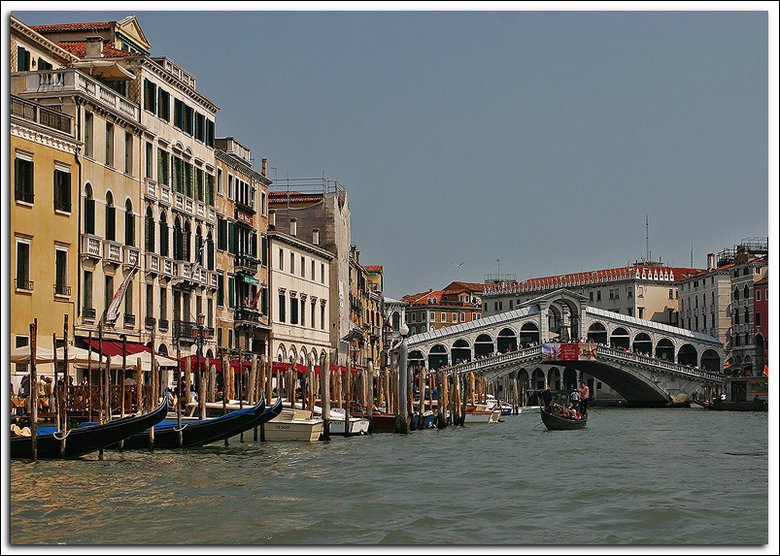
xmin=58 ymin=41 xmax=141 ymax=58
xmin=364 ymin=265 xmax=383 ymax=273
xmin=32 ymin=21 xmax=113 ymax=32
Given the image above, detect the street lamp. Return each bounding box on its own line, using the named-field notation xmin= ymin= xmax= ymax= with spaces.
xmin=397 ymin=322 xmax=409 ymax=434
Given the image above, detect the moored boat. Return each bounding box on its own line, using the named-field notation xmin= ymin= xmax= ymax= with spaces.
xmin=463 ymin=406 xmax=502 ymax=424
xmin=539 ymin=405 xmax=587 ymax=430
xmin=11 ymin=400 xmax=169 ymax=459
xmin=264 ymin=408 xmax=324 ymax=442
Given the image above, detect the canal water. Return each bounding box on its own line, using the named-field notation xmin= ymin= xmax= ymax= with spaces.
xmin=10 ymin=408 xmax=769 ymax=545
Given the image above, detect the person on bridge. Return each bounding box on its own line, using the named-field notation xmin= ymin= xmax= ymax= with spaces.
xmin=578 ymin=382 xmax=590 ymax=415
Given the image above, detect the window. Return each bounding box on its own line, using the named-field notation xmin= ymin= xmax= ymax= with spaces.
xmin=261 ymin=191 xmax=267 ymax=215
xmin=228 ymin=329 xmax=233 ymax=349
xmin=756 ymin=312 xmax=762 ymax=326
xmin=756 ymin=290 xmax=761 ymax=301
xmin=105 ymin=122 xmax=114 ymax=167
xmin=159 ymin=286 xmax=167 ymax=322
xmin=15 ymin=239 xmax=31 ymax=291
xmin=638 ymin=307 xmax=644 ymax=319
xmin=104 ymin=275 xmax=114 ymax=314
xmin=159 ymin=212 xmax=169 ymax=256
xmin=37 ymin=57 xmax=53 ymax=70
xmin=744 ymin=308 xmax=750 ymax=324
xmin=55 ymin=247 xmax=68 ymax=296
xmin=279 ymin=291 xmax=286 ymax=322
xmin=14 ymin=155 xmax=34 ymax=204
xmin=105 ymin=192 xmax=116 ymax=241
xmin=669 ymin=289 xmax=673 ymax=299
xmin=206 ymin=119 xmax=214 ymax=147
xmin=321 ymin=304 xmax=326 ymax=330
xmin=158 ymin=149 xmax=169 ymax=185
xmin=206 ymin=174 xmax=214 ymax=207
xmin=217 ymin=168 xmax=223 ymax=194
xmin=145 ymin=141 xmax=153 ymax=178
xmin=290 ymin=252 xmax=295 ymax=274
xmin=301 ymin=256 xmax=305 ymax=278
xmin=589 ymin=291 xmax=594 ymax=302
xmin=144 ymin=79 xmax=157 ymax=113
xmin=124 ymin=280 xmax=133 ymax=319
xmin=441 ymin=312 xmax=446 ymax=322
xmin=228 ymin=174 xmax=233 ymax=200
xmin=125 ymin=200 xmax=135 ymax=246
xmin=145 ymin=207 xmax=155 ymax=252
xmin=597 ymin=290 xmax=602 ymax=301
xmin=53 ymin=167 xmax=71 ymax=213
xmin=217 ymin=217 xmax=227 ymax=250
xmin=743 ymin=285 xmax=749 ymax=299
xmin=17 ymin=46 xmax=31 ymax=71
xmin=279 ymin=248 xmax=284 ymax=270
xmin=84 ymin=112 xmax=93 ymax=158
xmin=83 ymin=270 xmax=93 ymax=311
xmin=228 ymin=276 xmax=235 ymax=309
xmin=321 ymin=263 xmax=325 ymax=284
xmin=158 ymin=88 xmax=170 ymax=121
xmin=195 ymin=112 xmax=205 ymax=142
xmin=291 ymin=296 xmax=299 ymax=324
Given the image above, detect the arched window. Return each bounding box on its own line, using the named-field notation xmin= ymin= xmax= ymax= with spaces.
xmin=195 ymin=225 xmax=203 ymax=266
xmin=105 ymin=191 xmax=115 ymax=240
xmin=744 ymin=307 xmax=750 ymax=324
xmin=159 ymin=211 xmax=169 ymax=257
xmin=734 ymin=287 xmax=739 ymax=301
xmin=84 ymin=183 xmax=95 ymax=234
xmin=743 ymin=285 xmax=749 ymax=300
xmin=124 ymin=199 xmax=134 ymax=246
xmin=207 ymin=230 xmax=214 ymax=270
xmin=145 ymin=206 xmax=155 ymax=252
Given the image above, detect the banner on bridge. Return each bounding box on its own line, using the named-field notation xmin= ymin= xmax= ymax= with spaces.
xmin=542 ymin=342 xmax=598 ymax=361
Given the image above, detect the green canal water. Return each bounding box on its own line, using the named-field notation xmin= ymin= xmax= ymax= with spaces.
xmin=10 ymin=408 xmax=769 ymax=545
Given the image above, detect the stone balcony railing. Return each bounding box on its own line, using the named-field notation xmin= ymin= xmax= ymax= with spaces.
xmin=16 ymin=70 xmax=139 ymax=121
xmin=162 ymin=257 xmax=174 ymax=278
xmin=81 ymin=233 xmax=102 ymax=260
xmin=124 ymin=245 xmax=140 ymax=268
xmin=160 ymin=185 xmax=171 ymax=206
xmin=146 ymin=252 xmax=160 ymax=274
xmin=103 ymin=240 xmax=123 ymax=265
xmin=145 ymin=178 xmax=157 ymax=200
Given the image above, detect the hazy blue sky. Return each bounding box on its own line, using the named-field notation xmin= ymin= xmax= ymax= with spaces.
xmin=13 ymin=9 xmax=770 ymax=298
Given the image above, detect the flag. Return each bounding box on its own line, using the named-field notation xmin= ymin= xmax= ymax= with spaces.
xmin=251 ymin=287 xmax=262 ymax=308
xmin=105 ymin=266 xmax=138 ymax=326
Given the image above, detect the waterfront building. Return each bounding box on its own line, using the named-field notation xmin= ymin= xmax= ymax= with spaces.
xmin=27 ymin=15 xmax=222 ymax=360
xmin=402 ymin=285 xmax=482 ymax=337
xmin=11 ymin=17 xmax=149 ymax=367
xmin=482 ymin=262 xmax=703 ymax=326
xmin=269 ymin=180 xmax=352 ymax=365
xmin=214 ymin=137 xmax=272 ymax=359
xmin=10 ymin=94 xmax=80 ymax=388
xmin=364 ymin=265 xmax=386 ymax=369
xmin=267 ymin=227 xmax=333 ymax=368
xmin=347 ymin=250 xmax=385 ymax=372
xmin=754 ymin=275 xmax=768 ymax=374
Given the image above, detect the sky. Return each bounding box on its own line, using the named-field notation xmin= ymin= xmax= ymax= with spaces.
xmin=9 ymin=5 xmax=774 ymax=299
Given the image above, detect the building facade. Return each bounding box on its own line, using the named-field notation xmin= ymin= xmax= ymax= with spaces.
xmin=402 ymin=287 xmax=483 ymax=337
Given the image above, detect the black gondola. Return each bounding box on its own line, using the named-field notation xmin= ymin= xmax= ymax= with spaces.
xmin=540 ymin=405 xmax=588 ymax=430
xmin=10 ymin=400 xmax=169 ymax=460
xmin=119 ymin=397 xmax=282 ymax=450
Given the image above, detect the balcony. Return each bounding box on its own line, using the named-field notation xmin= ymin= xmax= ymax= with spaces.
xmin=197 ymin=201 xmax=206 ymax=218
xmin=146 ymin=252 xmax=160 ymax=275
xmin=207 ymin=207 xmax=216 ymax=222
xmin=11 ymin=95 xmax=73 ymax=136
xmin=208 ymin=271 xmax=219 ymax=290
xmin=162 ymin=257 xmax=174 ymax=278
xmin=14 ymin=278 xmax=34 ymax=292
xmin=235 ymin=255 xmax=258 ymax=274
xmin=82 ymin=307 xmax=96 ymax=321
xmin=123 ymin=313 xmax=136 ymax=328
xmin=124 ymin=245 xmax=141 ymax=268
xmin=158 ymin=318 xmax=169 ymax=332
xmin=185 ymin=197 xmax=194 ymax=214
xmin=14 ymin=70 xmax=139 ymax=121
xmin=81 ymin=233 xmax=102 ymax=260
xmin=54 ymin=283 xmax=71 ymax=297
xmin=145 ymin=316 xmax=156 ymax=330
xmin=174 ymin=320 xmax=214 ymax=342
xmin=160 ymin=185 xmax=171 ymax=206
xmin=145 ymin=178 xmax=157 ymax=200
xmin=103 ymin=240 xmax=122 ymax=265
xmin=235 ymin=306 xmax=261 ymax=324
xmin=174 ymin=192 xmax=186 ymax=213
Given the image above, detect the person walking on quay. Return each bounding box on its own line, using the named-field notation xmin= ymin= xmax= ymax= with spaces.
xmin=578 ymin=382 xmax=589 ymax=415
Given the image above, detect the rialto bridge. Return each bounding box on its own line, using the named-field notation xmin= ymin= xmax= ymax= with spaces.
xmin=405 ymin=290 xmax=725 ymax=406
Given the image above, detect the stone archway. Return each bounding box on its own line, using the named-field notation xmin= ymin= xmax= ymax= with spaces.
xmin=701 ymin=349 xmax=720 ymax=372
xmin=408 ymin=350 xmax=425 ymax=371
xmin=532 ymin=368 xmax=546 ymax=390
xmin=633 ymin=333 xmax=653 ymax=356
xmin=519 ymin=322 xmax=540 ymax=346
xmin=678 ymin=344 xmax=698 ymax=366
xmin=474 ymin=333 xmax=494 ymax=358
xmin=497 ymin=328 xmax=517 ymax=353
xmin=610 ymin=327 xmax=630 ymax=350
xmin=587 ymin=322 xmax=608 ymax=344
xmin=548 ymin=367 xmax=561 ymax=391
xmin=655 ymin=338 xmax=674 ymax=361
xmin=563 ymin=368 xmax=578 ymax=391
xmin=428 ymin=344 xmax=448 ymax=370
xmin=451 ymin=339 xmax=471 ymax=365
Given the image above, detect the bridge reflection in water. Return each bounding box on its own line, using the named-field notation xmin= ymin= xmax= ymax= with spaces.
xmin=407 ymin=289 xmax=725 ymax=406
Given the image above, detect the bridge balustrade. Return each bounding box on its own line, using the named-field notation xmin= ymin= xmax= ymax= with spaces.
xmin=596 ymin=346 xmax=724 ymax=383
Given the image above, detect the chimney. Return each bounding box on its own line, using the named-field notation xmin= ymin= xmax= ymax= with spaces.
xmin=290 ymin=218 xmax=297 ymax=237
xmin=85 ymin=36 xmax=104 ymax=58
xmin=707 ymin=252 xmax=716 ymax=271
xmin=312 ymin=228 xmax=320 ymax=246
xmin=261 ymin=158 xmax=267 ymax=177
xmin=269 ymin=210 xmax=276 ymax=229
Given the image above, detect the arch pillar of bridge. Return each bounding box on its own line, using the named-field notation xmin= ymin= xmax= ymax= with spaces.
xmin=538 ymin=301 xmax=552 ymax=343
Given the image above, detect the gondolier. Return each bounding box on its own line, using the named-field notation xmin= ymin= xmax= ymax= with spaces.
xmin=578 ymin=382 xmax=589 ymax=415
xmin=541 ymin=385 xmax=553 ymax=410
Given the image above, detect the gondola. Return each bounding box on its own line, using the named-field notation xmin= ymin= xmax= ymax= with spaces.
xmin=540 ymin=405 xmax=588 ymax=431
xmin=10 ymin=399 xmax=169 ymax=460
xmin=118 ymin=397 xmax=282 ymax=450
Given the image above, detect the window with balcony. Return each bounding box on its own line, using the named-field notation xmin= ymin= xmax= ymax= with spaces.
xmin=55 ymin=247 xmax=68 ymax=296
xmin=15 ymin=238 xmax=31 ymax=291
xmin=206 ymin=173 xmax=214 ymax=207
xmin=159 ymin=212 xmax=169 ymax=257
xmin=14 ymin=155 xmax=34 ymax=205
xmin=145 ymin=141 xmax=153 ymax=179
xmin=196 ymin=168 xmax=204 ymax=202
xmin=158 ymin=148 xmax=169 ymax=185
xmin=145 ymin=207 xmax=155 ymax=252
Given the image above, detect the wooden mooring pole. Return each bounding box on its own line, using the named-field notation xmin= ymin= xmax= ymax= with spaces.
xmin=29 ymin=320 xmax=38 ymax=463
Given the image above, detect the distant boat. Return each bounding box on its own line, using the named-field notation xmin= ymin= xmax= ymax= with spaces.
xmin=540 ymin=405 xmax=587 ymax=431
xmin=11 ymin=400 xmax=168 ymax=459
xmin=708 ymin=399 xmax=768 ymax=412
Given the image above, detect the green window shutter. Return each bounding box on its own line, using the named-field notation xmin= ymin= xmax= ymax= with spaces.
xmin=217 ymin=274 xmax=224 ymax=306
xmin=228 ymin=276 xmax=235 ymax=309
xmin=228 ymin=222 xmax=237 ymax=255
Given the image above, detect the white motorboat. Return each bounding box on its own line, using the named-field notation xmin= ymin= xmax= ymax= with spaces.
xmin=463 ymin=405 xmax=502 ymax=424
xmin=264 ymin=408 xmax=323 ymax=442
